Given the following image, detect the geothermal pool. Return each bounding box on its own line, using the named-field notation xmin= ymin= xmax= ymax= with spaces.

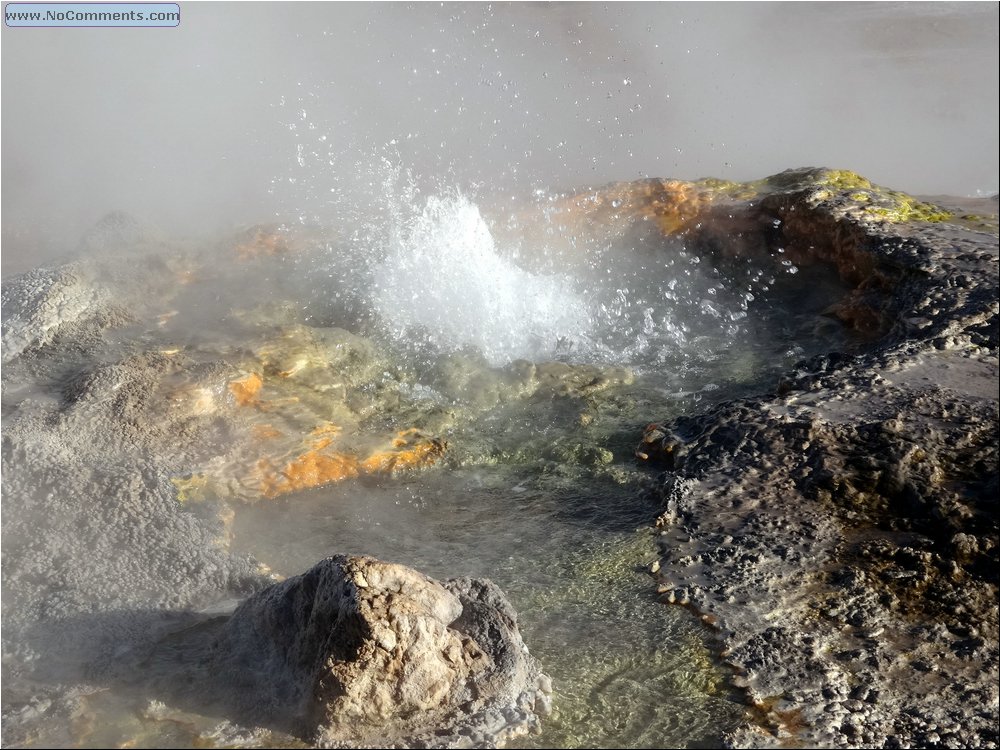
xmin=1 ymin=175 xmax=864 ymax=747
xmin=3 ymin=3 xmax=996 ymax=748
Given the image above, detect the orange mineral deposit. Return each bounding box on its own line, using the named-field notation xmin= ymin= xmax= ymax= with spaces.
xmin=229 ymin=373 xmax=263 ymax=407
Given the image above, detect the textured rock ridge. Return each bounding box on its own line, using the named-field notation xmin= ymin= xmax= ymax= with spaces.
xmin=633 ymin=172 xmax=998 ymax=748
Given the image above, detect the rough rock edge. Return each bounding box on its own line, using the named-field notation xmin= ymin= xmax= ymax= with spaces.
xmin=0 ymin=264 xmax=115 ymax=364
xmin=205 ymin=555 xmax=551 ymax=748
xmin=640 ymin=177 xmax=999 ymax=749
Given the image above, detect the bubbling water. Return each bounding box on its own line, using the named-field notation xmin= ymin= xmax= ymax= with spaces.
xmin=373 ymin=193 xmax=590 ymax=366
xmin=367 ymin=184 xmax=757 ymax=371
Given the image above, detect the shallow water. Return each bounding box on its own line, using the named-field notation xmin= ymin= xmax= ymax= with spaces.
xmin=231 ymin=464 xmax=738 ymax=748
xmin=1 ymin=183 xmax=860 ymax=748
xmin=207 ymin=190 xmax=855 ymax=747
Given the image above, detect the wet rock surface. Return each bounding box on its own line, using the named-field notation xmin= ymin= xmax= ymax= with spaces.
xmin=2 ymin=171 xmax=997 ymax=748
xmin=130 ymin=555 xmax=550 ymax=748
xmin=637 ymin=172 xmax=999 ymax=748
xmin=0 ymin=219 xmax=573 ymax=747
xmin=0 ymin=264 xmax=120 ymax=364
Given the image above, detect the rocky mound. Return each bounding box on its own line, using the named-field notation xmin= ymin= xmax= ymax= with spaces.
xmin=633 ymin=170 xmax=998 ymax=748
xmin=131 ymin=555 xmax=551 ymax=748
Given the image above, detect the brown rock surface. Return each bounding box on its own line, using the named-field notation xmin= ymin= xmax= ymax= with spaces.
xmin=630 ymin=171 xmax=998 ymax=748
xmin=206 ymin=555 xmax=550 ymax=746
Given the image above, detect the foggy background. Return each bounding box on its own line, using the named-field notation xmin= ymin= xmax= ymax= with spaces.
xmin=2 ymin=1 xmax=998 ymax=273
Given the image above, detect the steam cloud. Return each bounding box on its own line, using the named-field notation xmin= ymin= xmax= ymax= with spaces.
xmin=3 ymin=2 xmax=998 ymax=272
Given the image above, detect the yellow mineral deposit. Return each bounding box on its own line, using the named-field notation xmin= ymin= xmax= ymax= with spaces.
xmin=201 ymin=360 xmax=443 ymax=500
xmin=257 ymin=448 xmax=363 ymax=498
xmin=251 ymin=424 xmax=284 ymax=441
xmin=253 ymin=327 xmax=339 ymax=382
xmin=229 ymin=372 xmax=264 ymax=407
xmin=553 ymin=179 xmax=719 ymax=236
xmin=310 ymin=422 xmax=343 ymax=438
xmin=361 ymin=429 xmax=448 ymax=474
xmin=539 ymin=170 xmax=949 ymax=246
xmin=256 ymin=426 xmax=446 ymax=498
xmin=171 ymin=474 xmax=210 ymax=504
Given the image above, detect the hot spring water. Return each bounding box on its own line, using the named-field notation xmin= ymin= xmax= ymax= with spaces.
xmin=8 ymin=182 xmax=855 ymax=748
xmin=216 ymin=187 xmax=852 ymax=748
xmin=373 ymin=194 xmax=590 ymax=366
xmin=4 ymin=4 xmax=993 ymax=747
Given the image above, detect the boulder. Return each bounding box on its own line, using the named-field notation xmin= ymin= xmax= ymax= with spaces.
xmin=209 ymin=554 xmax=550 ymax=747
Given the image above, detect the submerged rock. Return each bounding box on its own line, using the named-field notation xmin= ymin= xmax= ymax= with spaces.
xmin=430 ymin=353 xmax=633 ymax=407
xmin=255 ymin=425 xmax=447 ymax=498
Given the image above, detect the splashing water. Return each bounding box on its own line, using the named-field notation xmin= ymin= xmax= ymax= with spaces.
xmin=367 ymin=183 xmax=759 ymax=373
xmin=373 ymin=192 xmax=591 ymax=365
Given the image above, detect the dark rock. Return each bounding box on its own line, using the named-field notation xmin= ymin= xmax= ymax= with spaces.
xmin=636 ymin=171 xmax=999 ymax=749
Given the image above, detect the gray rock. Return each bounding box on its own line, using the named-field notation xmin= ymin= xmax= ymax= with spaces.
xmin=1 ymin=265 xmax=119 ymax=363
xmin=146 ymin=555 xmax=549 ymax=748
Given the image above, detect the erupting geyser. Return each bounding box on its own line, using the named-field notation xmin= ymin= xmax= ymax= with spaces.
xmin=373 ymin=192 xmax=590 ymax=366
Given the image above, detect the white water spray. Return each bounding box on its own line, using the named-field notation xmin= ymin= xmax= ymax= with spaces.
xmin=358 ymin=159 xmax=762 ymax=372
xmin=373 ymin=193 xmax=591 ymax=366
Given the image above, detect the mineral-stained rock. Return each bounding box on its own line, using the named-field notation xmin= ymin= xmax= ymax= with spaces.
xmin=644 ymin=356 xmax=1000 ymax=749
xmin=631 ymin=170 xmax=999 ymax=749
xmin=225 ymin=223 xmax=329 ymax=261
xmin=207 ymin=554 xmax=550 ymax=747
xmin=3 ymin=167 xmax=995 ymax=748
xmin=229 ymin=371 xmax=265 ymax=406
xmin=252 ymin=324 xmax=383 ymax=389
xmin=429 ymin=353 xmax=635 ymax=407
xmin=255 ymin=424 xmax=446 ymax=498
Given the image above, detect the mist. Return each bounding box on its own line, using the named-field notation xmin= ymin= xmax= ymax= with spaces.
xmin=2 ymin=2 xmax=998 ymax=273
